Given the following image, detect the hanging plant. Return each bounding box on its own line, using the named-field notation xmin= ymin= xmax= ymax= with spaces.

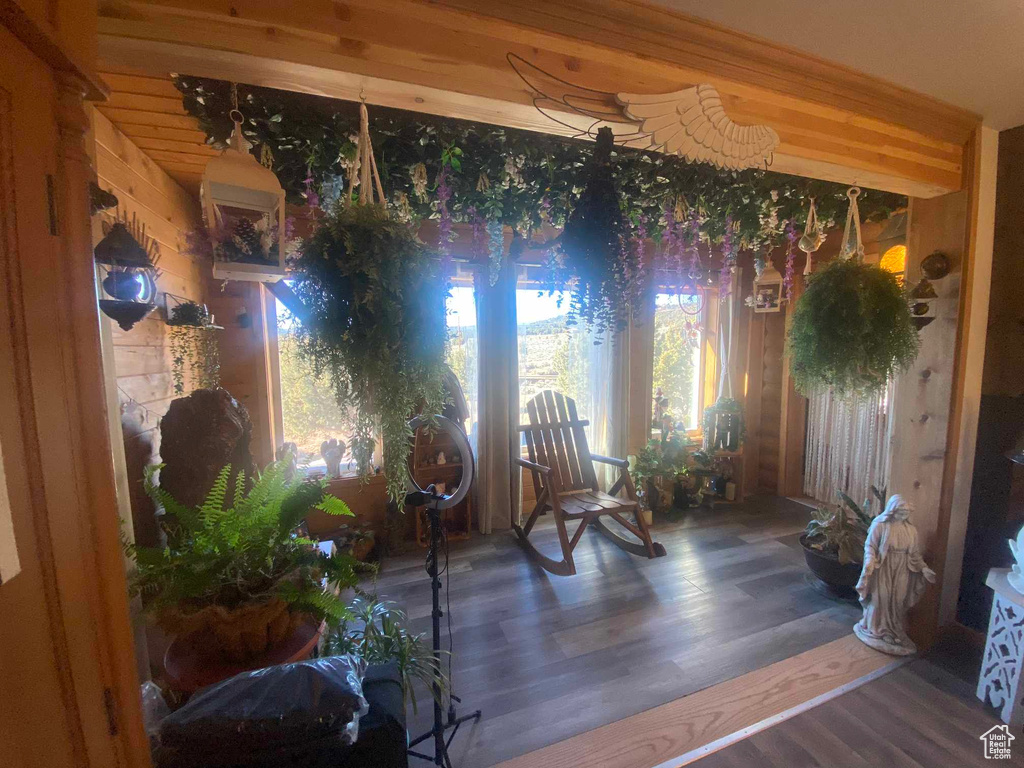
xmin=167 ymin=301 xmax=220 ymax=395
xmin=556 ymin=126 xmax=639 ymax=334
xmin=786 ymin=258 xmax=919 ymax=395
xmin=291 ymin=203 xmax=447 ymax=503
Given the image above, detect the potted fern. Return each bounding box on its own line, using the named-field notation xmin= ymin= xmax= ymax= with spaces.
xmin=125 ymin=458 xmax=360 ymax=664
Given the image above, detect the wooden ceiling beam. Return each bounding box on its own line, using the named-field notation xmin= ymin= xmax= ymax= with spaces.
xmin=96 ymin=0 xmax=979 ymax=197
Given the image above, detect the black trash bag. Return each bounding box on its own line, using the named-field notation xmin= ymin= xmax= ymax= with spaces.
xmin=157 ymin=655 xmax=368 ymax=768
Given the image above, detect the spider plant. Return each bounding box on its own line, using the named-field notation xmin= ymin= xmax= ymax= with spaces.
xmin=323 ymin=596 xmax=448 ymax=714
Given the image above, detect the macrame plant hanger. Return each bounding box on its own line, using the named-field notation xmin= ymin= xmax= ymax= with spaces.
xmin=838 ymin=187 xmax=864 ymax=261
xmin=346 ymin=98 xmax=386 ymax=208
xmin=799 ymin=196 xmax=825 ymax=275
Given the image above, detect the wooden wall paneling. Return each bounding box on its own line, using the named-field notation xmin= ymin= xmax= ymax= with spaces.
xmin=757 ymin=313 xmax=787 ymax=492
xmin=889 ymin=190 xmax=968 ymax=650
xmin=937 ymin=126 xmax=999 ymax=627
xmin=95 ymin=0 xmax=975 ymax=197
xmin=742 ymin=311 xmax=766 ymax=496
xmin=777 ymin=276 xmax=808 ymax=498
xmin=207 ymin=282 xmax=279 ymax=467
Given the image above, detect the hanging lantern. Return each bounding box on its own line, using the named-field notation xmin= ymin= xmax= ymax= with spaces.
xmin=202 ymin=89 xmax=286 ymax=283
xmin=798 ymin=197 xmax=826 ymax=275
xmin=94 ymin=211 xmax=161 ymax=331
xmin=751 ymin=260 xmax=783 ymax=313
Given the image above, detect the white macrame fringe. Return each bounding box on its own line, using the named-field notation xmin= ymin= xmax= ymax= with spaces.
xmin=803 ymin=378 xmax=895 ymax=508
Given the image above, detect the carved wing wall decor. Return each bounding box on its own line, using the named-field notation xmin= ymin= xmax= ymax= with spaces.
xmin=507 ymin=54 xmax=780 ymax=171
xmin=616 ymin=85 xmax=780 ymax=170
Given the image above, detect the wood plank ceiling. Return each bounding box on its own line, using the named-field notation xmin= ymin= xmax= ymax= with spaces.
xmin=95 ymin=67 xmax=214 ymax=195
xmin=96 ymin=0 xmax=977 ymax=198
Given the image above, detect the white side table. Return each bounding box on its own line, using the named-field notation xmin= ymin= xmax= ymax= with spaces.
xmin=978 ymin=568 xmax=1024 ymax=726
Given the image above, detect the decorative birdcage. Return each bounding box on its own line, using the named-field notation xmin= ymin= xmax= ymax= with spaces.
xmin=201 ymin=90 xmax=286 ymax=283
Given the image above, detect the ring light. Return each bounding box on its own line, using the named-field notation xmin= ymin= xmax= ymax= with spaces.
xmin=406 ymin=415 xmax=474 ymax=510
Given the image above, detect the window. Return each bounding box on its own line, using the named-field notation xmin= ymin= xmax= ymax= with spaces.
xmin=274 ymin=283 xmax=480 ymax=472
xmin=652 ymin=292 xmax=703 ymax=434
xmin=516 ymin=287 xmax=591 ymax=423
xmin=275 ymin=294 xmax=359 ymax=474
xmin=446 ymin=284 xmax=478 ymax=443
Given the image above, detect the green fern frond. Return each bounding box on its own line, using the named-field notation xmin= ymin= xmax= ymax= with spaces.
xmin=315 ymin=495 xmax=354 ymax=518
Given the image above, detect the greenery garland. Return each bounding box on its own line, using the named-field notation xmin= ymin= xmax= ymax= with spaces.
xmin=173 ymin=77 xmax=905 ymax=251
xmin=289 ymin=203 xmax=448 ymax=503
xmin=786 ymin=259 xmax=920 ymax=395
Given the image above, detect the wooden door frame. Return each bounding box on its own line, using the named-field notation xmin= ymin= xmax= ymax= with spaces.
xmin=0 ymin=1 xmax=989 ymax=754
xmin=1 ymin=7 xmax=153 ymax=767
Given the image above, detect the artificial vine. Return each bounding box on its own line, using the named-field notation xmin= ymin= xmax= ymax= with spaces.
xmin=289 ymin=203 xmax=448 ymax=504
xmin=167 ymin=301 xmax=220 ymax=395
xmin=173 ymin=77 xmax=905 ymax=251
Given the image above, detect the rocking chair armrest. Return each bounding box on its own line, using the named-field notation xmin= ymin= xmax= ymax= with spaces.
xmin=591 ymin=454 xmax=629 ymax=469
xmin=515 ymin=457 xmax=552 ymax=475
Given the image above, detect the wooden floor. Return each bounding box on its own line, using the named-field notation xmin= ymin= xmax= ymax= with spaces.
xmin=375 ymin=495 xmax=861 ymax=768
xmin=692 ymin=655 xmax=1024 ymax=767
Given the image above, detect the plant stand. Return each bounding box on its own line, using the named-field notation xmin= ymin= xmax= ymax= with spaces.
xmin=977 ymin=568 xmax=1024 ymax=727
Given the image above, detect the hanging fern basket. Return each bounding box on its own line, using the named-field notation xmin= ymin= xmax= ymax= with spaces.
xmin=786 ymin=258 xmax=919 ymax=395
xmin=290 ymin=102 xmax=448 ymax=504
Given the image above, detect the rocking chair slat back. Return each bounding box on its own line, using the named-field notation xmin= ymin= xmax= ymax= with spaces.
xmin=565 ymin=396 xmax=598 ymax=490
xmin=549 ymin=391 xmax=585 ymax=490
xmin=522 ymin=390 xmax=595 ymax=492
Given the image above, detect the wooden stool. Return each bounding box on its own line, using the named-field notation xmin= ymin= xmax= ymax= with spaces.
xmin=977 ymin=568 xmax=1024 ymax=726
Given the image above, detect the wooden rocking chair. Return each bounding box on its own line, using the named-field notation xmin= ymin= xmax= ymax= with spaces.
xmin=514 ymin=390 xmax=667 ymax=576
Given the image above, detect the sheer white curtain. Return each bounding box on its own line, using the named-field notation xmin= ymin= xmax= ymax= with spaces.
xmin=584 ymin=326 xmax=630 ymax=488
xmin=803 ymin=378 xmax=896 ymax=507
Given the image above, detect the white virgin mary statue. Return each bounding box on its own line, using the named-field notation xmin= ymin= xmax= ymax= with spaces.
xmin=854 ymin=494 xmax=936 ymax=655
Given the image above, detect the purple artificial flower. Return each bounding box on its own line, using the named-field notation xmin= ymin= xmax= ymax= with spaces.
xmin=783 ymin=221 xmax=798 ymax=303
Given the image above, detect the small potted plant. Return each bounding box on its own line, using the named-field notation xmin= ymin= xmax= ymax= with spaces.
xmin=800 ymin=488 xmax=883 ymax=598
xmin=631 ymin=435 xmax=693 ymax=517
xmin=125 ymin=457 xmax=361 ymax=667
xmin=323 ymin=596 xmax=448 ymax=714
xmin=167 ymin=299 xmax=220 ymax=395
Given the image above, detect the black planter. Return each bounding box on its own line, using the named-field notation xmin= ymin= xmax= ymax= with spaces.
xmin=799 ymin=534 xmax=862 ymax=600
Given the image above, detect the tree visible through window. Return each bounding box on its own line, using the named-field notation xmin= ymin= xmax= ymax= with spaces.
xmin=652 ymin=293 xmax=702 ymax=433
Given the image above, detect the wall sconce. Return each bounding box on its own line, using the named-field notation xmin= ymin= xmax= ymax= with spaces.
xmin=94 ymin=211 xmax=161 ymax=331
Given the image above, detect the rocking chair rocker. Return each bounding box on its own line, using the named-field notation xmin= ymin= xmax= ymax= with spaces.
xmin=514 ymin=390 xmax=667 ymax=576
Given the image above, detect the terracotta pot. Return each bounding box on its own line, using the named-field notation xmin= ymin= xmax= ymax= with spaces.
xmin=799 ymin=534 xmax=861 ymax=600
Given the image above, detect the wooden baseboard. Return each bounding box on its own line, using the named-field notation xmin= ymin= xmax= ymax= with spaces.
xmin=493 ymin=635 xmax=901 ymax=768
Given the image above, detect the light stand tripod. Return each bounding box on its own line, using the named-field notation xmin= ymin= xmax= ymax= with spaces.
xmin=405 ymin=416 xmax=481 ymax=767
